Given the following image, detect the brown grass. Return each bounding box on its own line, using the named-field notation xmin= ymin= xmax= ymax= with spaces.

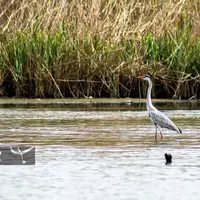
xmin=0 ymin=0 xmax=200 ymax=98
xmin=1 ymin=0 xmax=199 ymax=38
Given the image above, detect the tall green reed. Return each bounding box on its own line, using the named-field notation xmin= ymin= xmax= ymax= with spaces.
xmin=0 ymin=23 xmax=200 ymax=98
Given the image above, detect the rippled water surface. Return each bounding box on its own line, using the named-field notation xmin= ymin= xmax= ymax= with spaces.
xmin=0 ymin=99 xmax=200 ymax=200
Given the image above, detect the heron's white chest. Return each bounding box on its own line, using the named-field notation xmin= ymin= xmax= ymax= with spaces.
xmin=147 ymin=106 xmax=157 ymax=124
xmin=148 ymin=112 xmax=154 ymax=123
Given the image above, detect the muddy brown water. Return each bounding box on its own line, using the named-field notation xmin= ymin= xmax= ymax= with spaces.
xmin=0 ymin=99 xmax=199 ymax=200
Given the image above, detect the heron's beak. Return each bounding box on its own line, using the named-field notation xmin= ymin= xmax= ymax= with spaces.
xmin=136 ymin=75 xmax=145 ymax=79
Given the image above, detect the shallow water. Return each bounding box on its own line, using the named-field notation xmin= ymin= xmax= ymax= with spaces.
xmin=0 ymin=100 xmax=199 ymax=200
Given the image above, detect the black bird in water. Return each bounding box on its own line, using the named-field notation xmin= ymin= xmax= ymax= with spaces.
xmin=165 ymin=153 xmax=172 ymax=165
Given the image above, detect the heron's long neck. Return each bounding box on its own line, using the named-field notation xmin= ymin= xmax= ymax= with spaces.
xmin=146 ymin=79 xmax=153 ymax=110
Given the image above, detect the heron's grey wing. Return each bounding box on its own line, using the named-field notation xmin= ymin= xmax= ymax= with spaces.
xmin=149 ymin=110 xmax=178 ymax=132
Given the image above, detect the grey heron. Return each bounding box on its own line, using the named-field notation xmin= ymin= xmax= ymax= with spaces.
xmin=137 ymin=75 xmax=182 ymax=139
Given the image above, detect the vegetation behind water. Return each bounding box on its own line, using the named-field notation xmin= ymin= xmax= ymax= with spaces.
xmin=0 ymin=0 xmax=200 ymax=99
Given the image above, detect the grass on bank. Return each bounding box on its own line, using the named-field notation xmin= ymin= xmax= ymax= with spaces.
xmin=0 ymin=0 xmax=200 ymax=99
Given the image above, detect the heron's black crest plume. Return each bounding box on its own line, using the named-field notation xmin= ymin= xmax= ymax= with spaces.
xmin=144 ymin=74 xmax=150 ymax=78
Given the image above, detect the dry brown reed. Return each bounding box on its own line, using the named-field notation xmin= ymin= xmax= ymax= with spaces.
xmin=0 ymin=0 xmax=200 ymax=98
xmin=1 ymin=0 xmax=197 ymax=37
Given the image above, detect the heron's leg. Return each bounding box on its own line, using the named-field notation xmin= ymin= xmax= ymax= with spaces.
xmin=154 ymin=124 xmax=158 ymax=139
xmin=157 ymin=126 xmax=163 ymax=139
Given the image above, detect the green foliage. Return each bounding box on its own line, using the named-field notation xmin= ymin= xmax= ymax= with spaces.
xmin=0 ymin=23 xmax=200 ymax=98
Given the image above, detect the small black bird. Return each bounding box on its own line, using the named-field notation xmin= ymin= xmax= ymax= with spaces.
xmin=165 ymin=153 xmax=172 ymax=165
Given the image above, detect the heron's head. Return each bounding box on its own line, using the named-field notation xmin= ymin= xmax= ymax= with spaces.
xmin=136 ymin=74 xmax=151 ymax=81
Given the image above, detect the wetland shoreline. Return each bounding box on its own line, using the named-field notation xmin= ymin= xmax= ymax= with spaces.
xmin=0 ymin=98 xmax=192 ymax=105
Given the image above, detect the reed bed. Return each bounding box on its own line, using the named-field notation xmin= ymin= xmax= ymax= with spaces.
xmin=0 ymin=0 xmax=200 ymax=99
